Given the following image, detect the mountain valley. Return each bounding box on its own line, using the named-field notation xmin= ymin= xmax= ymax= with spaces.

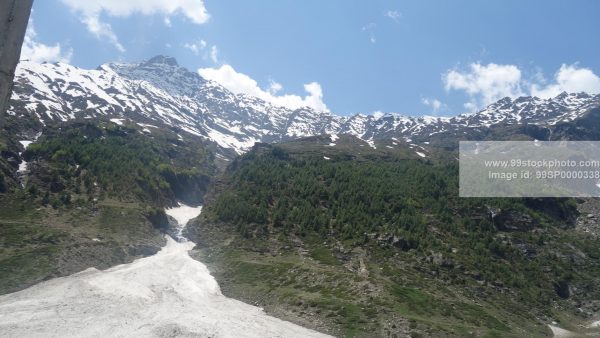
xmin=1 ymin=56 xmax=600 ymax=337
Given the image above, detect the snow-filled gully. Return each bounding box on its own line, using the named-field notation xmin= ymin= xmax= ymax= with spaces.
xmin=17 ymin=132 xmax=42 ymax=188
xmin=0 ymin=204 xmax=331 ymax=338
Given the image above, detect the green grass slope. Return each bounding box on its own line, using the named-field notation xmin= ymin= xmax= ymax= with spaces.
xmin=0 ymin=119 xmax=216 ymax=294
xmin=188 ymin=138 xmax=600 ymax=337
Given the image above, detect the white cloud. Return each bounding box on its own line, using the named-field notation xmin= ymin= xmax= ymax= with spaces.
xmin=209 ymin=46 xmax=219 ymax=63
xmin=302 ymin=82 xmax=328 ymax=112
xmin=385 ymin=10 xmax=401 ymax=22
xmin=198 ymin=64 xmax=329 ymax=112
xmin=268 ymin=79 xmax=283 ymax=95
xmin=81 ymin=14 xmax=125 ymax=52
xmin=463 ymin=102 xmax=478 ymax=112
xmin=421 ymin=97 xmax=445 ymax=113
xmin=183 ymin=40 xmax=218 ymax=64
xmin=362 ymin=23 xmax=376 ymax=44
xmin=443 ymin=63 xmax=524 ymax=109
xmin=531 ymin=64 xmax=600 ymax=98
xmin=21 ymin=19 xmax=73 ymax=63
xmin=443 ymin=62 xmax=600 ymax=111
xmin=183 ymin=39 xmax=207 ymax=55
xmin=60 ymin=0 xmax=210 ymax=52
xmin=362 ymin=23 xmax=376 ymax=30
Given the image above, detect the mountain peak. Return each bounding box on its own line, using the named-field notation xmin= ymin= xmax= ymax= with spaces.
xmin=555 ymin=91 xmax=569 ymax=99
xmin=144 ymin=55 xmax=179 ymax=67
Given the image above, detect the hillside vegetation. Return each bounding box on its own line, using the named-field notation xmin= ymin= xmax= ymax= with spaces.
xmin=0 ymin=119 xmax=215 ymax=294
xmin=190 ymin=139 xmax=600 ymax=337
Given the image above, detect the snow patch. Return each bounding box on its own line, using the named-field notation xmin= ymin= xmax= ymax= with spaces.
xmin=588 ymin=320 xmax=600 ymax=328
xmin=548 ymin=325 xmax=574 ymax=337
xmin=165 ymin=203 xmax=203 ymax=242
xmin=109 ymin=118 xmax=124 ymax=125
xmin=137 ymin=123 xmax=159 ymax=129
xmin=17 ymin=136 xmax=40 ymax=188
xmin=0 ymin=204 xmax=331 ymax=338
xmin=19 ymin=140 xmax=33 ymax=149
xmin=207 ymin=129 xmax=257 ymax=155
xmin=365 ymin=139 xmax=376 ymax=149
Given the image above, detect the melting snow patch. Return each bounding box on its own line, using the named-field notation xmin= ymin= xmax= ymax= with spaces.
xmin=109 ymin=118 xmax=124 ymax=125
xmin=415 ymin=151 xmax=427 ymax=158
xmin=366 ymin=139 xmax=377 ymax=149
xmin=215 ymin=153 xmax=230 ymax=161
xmin=206 ymin=129 xmax=258 ymax=155
xmin=19 ymin=140 xmax=33 ymax=149
xmin=17 ymin=159 xmax=28 ymax=176
xmin=182 ymin=126 xmax=205 ymax=137
xmin=0 ymin=204 xmax=331 ymax=338
xmin=25 ymin=102 xmax=38 ymax=112
xmin=137 ymin=123 xmax=159 ymax=129
xmin=548 ymin=325 xmax=574 ymax=337
xmin=17 ymin=138 xmax=38 ymax=187
xmin=86 ymin=100 xmax=99 ymax=109
xmin=165 ymin=203 xmax=203 ymax=242
xmin=330 ymin=134 xmax=339 ymax=142
xmin=323 ymin=156 xmax=331 ymax=160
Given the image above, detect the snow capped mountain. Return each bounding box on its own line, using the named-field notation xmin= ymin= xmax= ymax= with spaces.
xmin=9 ymin=56 xmax=600 ymax=154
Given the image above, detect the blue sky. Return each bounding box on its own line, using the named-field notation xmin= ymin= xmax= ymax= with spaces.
xmin=24 ymin=0 xmax=600 ymax=116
